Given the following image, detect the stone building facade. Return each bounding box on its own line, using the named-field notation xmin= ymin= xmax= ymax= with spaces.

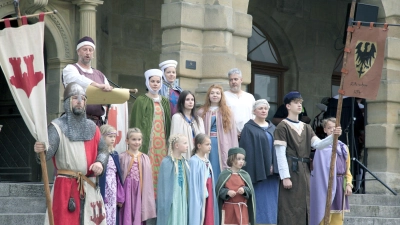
xmin=0 ymin=0 xmax=399 ymax=194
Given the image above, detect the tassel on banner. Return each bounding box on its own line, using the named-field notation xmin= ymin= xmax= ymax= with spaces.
xmin=0 ymin=10 xmax=57 ymax=24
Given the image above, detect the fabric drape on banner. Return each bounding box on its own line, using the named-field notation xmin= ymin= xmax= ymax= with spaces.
xmin=343 ymin=25 xmax=388 ymax=100
xmin=0 ymin=21 xmax=49 ymax=147
xmin=104 ymin=103 xmax=128 ymax=153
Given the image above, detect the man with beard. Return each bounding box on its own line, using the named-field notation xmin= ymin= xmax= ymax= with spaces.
xmin=62 ymin=36 xmax=112 ymax=126
xmin=224 ymin=68 xmax=255 ymax=138
xmin=34 ymin=82 xmax=109 ymax=225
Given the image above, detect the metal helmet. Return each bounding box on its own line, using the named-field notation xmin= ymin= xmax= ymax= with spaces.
xmin=63 ymin=82 xmax=86 ymax=101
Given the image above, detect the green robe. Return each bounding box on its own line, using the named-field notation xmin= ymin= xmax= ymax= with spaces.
xmin=129 ymin=95 xmax=171 ymax=154
xmin=215 ymin=168 xmax=256 ymax=225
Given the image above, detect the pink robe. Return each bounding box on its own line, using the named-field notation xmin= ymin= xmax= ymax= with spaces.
xmin=119 ymin=152 xmax=156 ymax=224
xmin=198 ymin=108 xmax=238 ymax=170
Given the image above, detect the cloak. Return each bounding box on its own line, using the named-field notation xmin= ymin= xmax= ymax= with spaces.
xmin=119 ymin=152 xmax=156 ymax=221
xmin=129 ymin=95 xmax=171 ymax=154
xmin=188 ymin=155 xmax=219 ymax=225
xmin=170 ymin=113 xmax=205 ymax=159
xmin=198 ymin=108 xmax=238 ymax=170
xmin=215 ymin=168 xmax=256 ymax=225
xmin=239 ymin=119 xmax=279 ymax=182
xmin=157 ymin=156 xmax=190 ymax=225
xmin=310 ymin=141 xmax=352 ymax=225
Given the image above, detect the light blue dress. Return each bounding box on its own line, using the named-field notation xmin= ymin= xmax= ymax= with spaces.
xmin=209 ymin=115 xmax=221 ymax=183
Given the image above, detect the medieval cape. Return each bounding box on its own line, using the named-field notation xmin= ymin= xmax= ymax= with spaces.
xmin=274 ymin=120 xmax=316 ymax=225
xmin=159 ymin=80 xmax=183 ymax=117
xmin=198 ymin=108 xmax=238 ymax=171
xmin=170 ymin=113 xmax=205 ymax=159
xmin=188 ymin=155 xmax=219 ymax=225
xmin=310 ymin=141 xmax=352 ymax=225
xmin=119 ymin=151 xmax=156 ymax=223
xmin=215 ymin=168 xmax=256 ymax=225
xmin=129 ymin=95 xmax=171 ymax=154
xmin=99 ymin=151 xmax=124 ymax=225
xmin=157 ymin=156 xmax=190 ymax=225
xmin=239 ymin=119 xmax=279 ymax=182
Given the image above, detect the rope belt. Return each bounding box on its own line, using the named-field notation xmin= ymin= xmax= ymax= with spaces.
xmin=57 ymin=169 xmax=96 ymax=199
xmin=224 ymin=202 xmax=248 ymax=225
xmin=337 ymin=174 xmax=345 ymax=177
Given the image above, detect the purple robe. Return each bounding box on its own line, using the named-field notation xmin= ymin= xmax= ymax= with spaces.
xmin=310 ymin=141 xmax=350 ymax=225
xmin=119 ymin=152 xmax=156 ymax=224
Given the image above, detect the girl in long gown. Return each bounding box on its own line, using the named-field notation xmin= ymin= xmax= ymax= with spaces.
xmin=198 ymin=84 xmax=238 ymax=182
xmin=157 ymin=134 xmax=190 ymax=225
xmin=239 ymin=99 xmax=280 ymax=224
xmin=170 ymin=90 xmax=205 ymax=159
xmin=215 ymin=147 xmax=256 ymax=225
xmin=119 ymin=128 xmax=156 ymax=225
xmin=99 ymin=124 xmax=124 ymax=225
xmin=189 ymin=133 xmax=219 ymax=225
xmin=129 ymin=69 xmax=171 ymax=196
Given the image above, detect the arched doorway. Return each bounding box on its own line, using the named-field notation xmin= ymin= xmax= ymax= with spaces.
xmin=247 ymin=24 xmax=288 ymax=120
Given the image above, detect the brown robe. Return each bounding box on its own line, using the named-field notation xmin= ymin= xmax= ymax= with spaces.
xmin=274 ymin=120 xmax=317 ymax=225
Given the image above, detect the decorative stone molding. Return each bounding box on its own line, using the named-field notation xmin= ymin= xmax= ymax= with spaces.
xmin=21 ymin=0 xmax=48 ymax=15
xmin=0 ymin=0 xmax=13 ymax=9
xmin=39 ymin=6 xmax=74 ymax=59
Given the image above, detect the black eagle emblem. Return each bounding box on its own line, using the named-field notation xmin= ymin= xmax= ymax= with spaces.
xmin=355 ymin=41 xmax=377 ymax=78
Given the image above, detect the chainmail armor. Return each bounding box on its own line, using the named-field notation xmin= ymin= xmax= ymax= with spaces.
xmin=96 ymin=137 xmax=109 ymax=176
xmin=36 ymin=123 xmax=60 ymax=163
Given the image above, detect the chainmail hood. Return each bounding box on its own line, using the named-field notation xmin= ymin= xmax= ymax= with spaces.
xmin=55 ymin=83 xmax=96 ymax=141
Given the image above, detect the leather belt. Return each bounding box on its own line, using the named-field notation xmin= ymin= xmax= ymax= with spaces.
xmin=57 ymin=169 xmax=96 ymax=199
xmin=287 ymin=155 xmax=310 ymax=172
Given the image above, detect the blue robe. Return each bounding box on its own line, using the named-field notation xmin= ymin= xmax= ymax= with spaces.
xmin=188 ymin=155 xmax=219 ymax=225
xmin=157 ymin=156 xmax=190 ymax=225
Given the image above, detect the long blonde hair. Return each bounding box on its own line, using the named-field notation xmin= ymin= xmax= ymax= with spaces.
xmin=200 ymin=84 xmax=233 ymax=132
xmin=168 ymin=133 xmax=187 ymax=174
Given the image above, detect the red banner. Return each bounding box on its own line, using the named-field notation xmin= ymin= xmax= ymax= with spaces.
xmin=342 ymin=25 xmax=388 ymax=100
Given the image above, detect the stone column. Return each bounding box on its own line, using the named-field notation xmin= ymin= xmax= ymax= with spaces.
xmin=363 ymin=0 xmax=400 ymax=194
xmin=72 ymin=0 xmax=103 ymax=68
xmin=160 ymin=0 xmax=252 ymax=103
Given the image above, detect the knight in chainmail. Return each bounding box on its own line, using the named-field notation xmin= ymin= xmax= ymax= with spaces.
xmin=35 ymin=82 xmax=109 ymax=225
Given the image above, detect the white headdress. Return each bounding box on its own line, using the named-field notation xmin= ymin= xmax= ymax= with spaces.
xmin=159 ymin=60 xmax=178 ymax=82
xmin=145 ymin=69 xmax=163 ymax=95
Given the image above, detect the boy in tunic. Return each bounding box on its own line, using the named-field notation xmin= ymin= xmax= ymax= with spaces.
xmin=274 ymin=91 xmax=342 ymax=225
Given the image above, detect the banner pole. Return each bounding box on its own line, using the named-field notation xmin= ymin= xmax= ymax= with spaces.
xmin=0 ymin=10 xmax=57 ymax=23
xmin=10 ymin=3 xmax=55 ymax=224
xmin=323 ymin=0 xmax=356 ymax=224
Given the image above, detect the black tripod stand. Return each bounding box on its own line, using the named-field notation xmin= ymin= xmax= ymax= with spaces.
xmin=345 ymin=97 xmax=397 ymax=195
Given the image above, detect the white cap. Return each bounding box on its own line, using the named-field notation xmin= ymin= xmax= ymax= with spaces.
xmin=159 ymin=60 xmax=178 ymax=81
xmin=144 ymin=69 xmax=163 ymax=95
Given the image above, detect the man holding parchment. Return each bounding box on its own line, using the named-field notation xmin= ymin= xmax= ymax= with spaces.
xmin=62 ymin=36 xmax=112 ymax=126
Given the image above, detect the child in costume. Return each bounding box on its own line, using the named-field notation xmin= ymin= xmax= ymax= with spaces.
xmin=216 ymin=147 xmax=256 ymax=225
xmin=274 ymin=91 xmax=342 ymax=225
xmin=170 ymin=90 xmax=205 ymax=159
xmin=157 ymin=134 xmax=190 ymax=225
xmin=188 ymin=133 xmax=219 ymax=225
xmin=198 ymin=84 xmax=238 ymax=182
xmin=119 ymin=128 xmax=156 ymax=225
xmin=310 ymin=117 xmax=353 ymax=225
xmin=99 ymin=124 xmax=124 ymax=225
xmin=129 ymin=69 xmax=171 ymax=196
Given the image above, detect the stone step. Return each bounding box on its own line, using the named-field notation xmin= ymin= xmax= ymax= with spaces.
xmin=346 ymin=204 xmax=400 ymax=218
xmin=348 ymin=194 xmax=400 ymax=206
xmin=0 ymin=213 xmax=45 ymax=225
xmin=0 ymin=182 xmax=49 ymax=197
xmin=343 ymin=216 xmax=400 ymax=225
xmin=0 ymin=197 xmax=46 ymax=213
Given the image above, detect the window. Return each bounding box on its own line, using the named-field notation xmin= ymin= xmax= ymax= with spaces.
xmin=248 ymin=24 xmax=288 ymax=120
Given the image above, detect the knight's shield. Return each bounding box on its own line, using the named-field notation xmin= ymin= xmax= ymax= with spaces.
xmin=354 ymin=41 xmax=377 ymax=78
